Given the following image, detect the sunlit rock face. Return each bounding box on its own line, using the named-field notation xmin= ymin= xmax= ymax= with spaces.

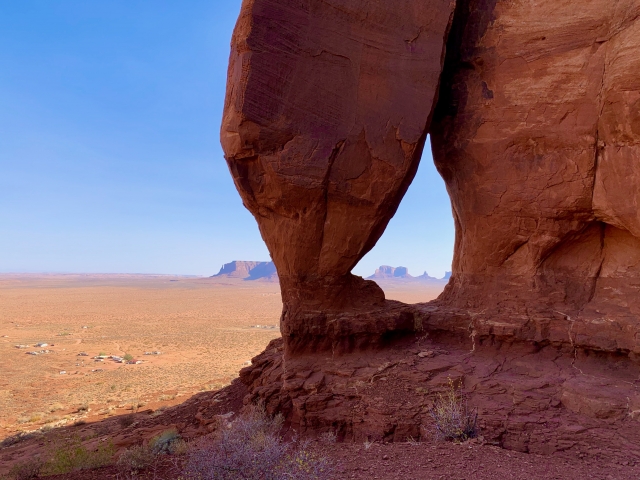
xmin=222 ymin=0 xmax=640 ymax=355
xmin=221 ymin=0 xmax=456 ymax=353
xmin=430 ymin=0 xmax=640 ymax=353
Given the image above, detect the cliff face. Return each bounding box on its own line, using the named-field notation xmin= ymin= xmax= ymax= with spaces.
xmin=222 ymin=0 xmax=640 ymax=355
xmin=430 ymin=0 xmax=640 ymax=353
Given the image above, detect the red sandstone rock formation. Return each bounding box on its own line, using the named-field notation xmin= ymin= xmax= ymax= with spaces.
xmin=222 ymin=0 xmax=640 ymax=355
xmin=430 ymin=0 xmax=640 ymax=354
xmin=240 ymin=336 xmax=640 ymax=455
xmin=221 ymin=0 xmax=456 ymax=353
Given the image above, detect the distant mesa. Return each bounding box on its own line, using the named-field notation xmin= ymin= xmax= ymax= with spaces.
xmin=368 ymin=265 xmax=412 ymax=279
xmin=212 ymin=261 xmax=278 ymax=282
xmin=367 ymin=266 xmax=450 ymax=283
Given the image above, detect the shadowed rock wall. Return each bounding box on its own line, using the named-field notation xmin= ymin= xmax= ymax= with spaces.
xmin=430 ymin=0 xmax=640 ymax=353
xmin=222 ymin=0 xmax=640 ymax=355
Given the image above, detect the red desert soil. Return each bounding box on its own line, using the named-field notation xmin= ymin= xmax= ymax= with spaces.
xmin=0 ymin=274 xmax=285 ymax=439
xmin=9 ymin=380 xmax=637 ymax=480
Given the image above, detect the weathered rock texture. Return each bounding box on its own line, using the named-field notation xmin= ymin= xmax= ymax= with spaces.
xmin=222 ymin=0 xmax=640 ymax=357
xmin=430 ymin=0 xmax=640 ymax=354
xmin=240 ymin=336 xmax=640 ymax=458
xmin=222 ymin=0 xmax=456 ymax=353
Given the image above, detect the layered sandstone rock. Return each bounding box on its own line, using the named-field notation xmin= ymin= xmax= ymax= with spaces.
xmin=222 ymin=0 xmax=640 ymax=355
xmin=240 ymin=336 xmax=640 ymax=456
xmin=221 ymin=0 xmax=456 ymax=352
xmin=430 ymin=0 xmax=640 ymax=353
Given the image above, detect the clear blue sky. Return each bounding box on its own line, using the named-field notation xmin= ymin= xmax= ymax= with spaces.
xmin=0 ymin=1 xmax=453 ymax=278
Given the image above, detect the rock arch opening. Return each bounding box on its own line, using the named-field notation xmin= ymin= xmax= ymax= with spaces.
xmin=222 ymin=0 xmax=640 ymax=357
xmin=353 ymin=135 xmax=455 ymax=305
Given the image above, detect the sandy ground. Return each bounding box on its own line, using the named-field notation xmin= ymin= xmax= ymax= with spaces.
xmin=0 ymin=274 xmax=443 ymax=441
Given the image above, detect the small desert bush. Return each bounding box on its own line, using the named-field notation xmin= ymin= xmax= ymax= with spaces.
xmin=123 ymin=353 xmax=134 ymax=362
xmin=319 ymin=430 xmax=337 ymax=444
xmin=40 ymin=434 xmax=114 ymax=475
xmin=150 ymin=428 xmax=182 ymax=454
xmin=118 ymin=414 xmax=136 ymax=428
xmin=117 ymin=443 xmax=157 ymax=473
xmin=117 ymin=428 xmax=186 ymax=474
xmin=429 ymin=378 xmax=478 ymax=442
xmin=7 ymin=457 xmax=44 ymax=480
xmin=28 ymin=413 xmax=44 ymax=423
xmin=182 ymin=405 xmax=332 ymax=480
xmin=0 ymin=431 xmax=37 ymax=448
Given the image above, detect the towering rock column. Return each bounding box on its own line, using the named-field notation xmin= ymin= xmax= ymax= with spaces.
xmin=221 ymin=0 xmax=456 ymax=353
xmin=431 ymin=0 xmax=640 ymax=352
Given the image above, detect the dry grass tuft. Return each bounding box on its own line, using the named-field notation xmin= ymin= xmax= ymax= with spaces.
xmin=429 ymin=378 xmax=479 ymax=442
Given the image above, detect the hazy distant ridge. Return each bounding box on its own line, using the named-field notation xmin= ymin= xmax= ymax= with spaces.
xmin=212 ymin=261 xmax=450 ymax=283
xmin=212 ymin=261 xmax=278 ymax=281
xmin=367 ymin=265 xmax=451 ymax=282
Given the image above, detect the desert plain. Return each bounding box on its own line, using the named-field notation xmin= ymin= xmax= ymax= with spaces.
xmin=0 ymin=274 xmax=443 ymax=441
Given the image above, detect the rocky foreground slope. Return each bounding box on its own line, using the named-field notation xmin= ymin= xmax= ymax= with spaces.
xmin=219 ymin=0 xmax=640 ymax=459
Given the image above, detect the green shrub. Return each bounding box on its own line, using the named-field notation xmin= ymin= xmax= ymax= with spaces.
xmin=7 ymin=458 xmax=43 ymax=480
xmin=41 ymin=434 xmax=114 ymax=475
xmin=116 ymin=429 xmax=185 ymax=475
xmin=150 ymin=428 xmax=182 ymax=454
xmin=116 ymin=444 xmax=157 ymax=474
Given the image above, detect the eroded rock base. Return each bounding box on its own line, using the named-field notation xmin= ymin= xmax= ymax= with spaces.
xmin=241 ymin=334 xmax=640 ymax=459
xmin=281 ymin=300 xmax=419 ymax=355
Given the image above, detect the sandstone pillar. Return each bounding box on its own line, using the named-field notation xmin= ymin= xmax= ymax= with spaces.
xmin=221 ymin=0 xmax=456 ymax=353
